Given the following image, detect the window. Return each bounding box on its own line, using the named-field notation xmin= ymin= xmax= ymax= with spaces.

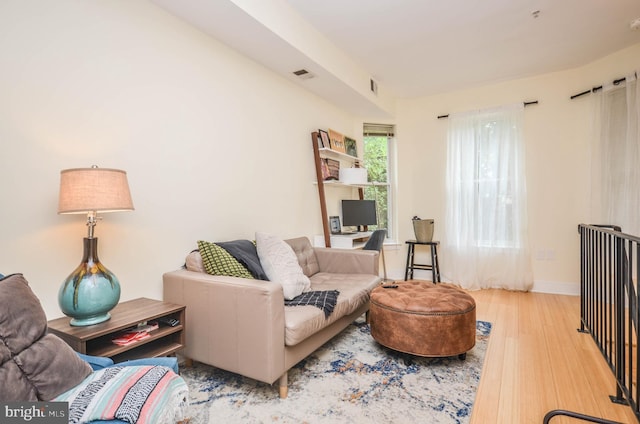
xmin=444 ymin=104 xmax=532 ymax=290
xmin=473 ymin=121 xmax=517 ymax=248
xmin=591 ymin=75 xmax=640 ymax=235
xmin=363 ymin=123 xmax=394 ymax=238
xmin=447 ymin=107 xmax=526 ymax=249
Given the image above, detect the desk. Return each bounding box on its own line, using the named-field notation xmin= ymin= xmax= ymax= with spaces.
xmin=313 ymin=232 xmax=371 ymax=249
xmin=404 ymin=240 xmax=441 ymax=282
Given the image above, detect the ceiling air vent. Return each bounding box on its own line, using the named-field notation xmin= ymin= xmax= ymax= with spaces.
xmin=293 ymin=69 xmax=315 ymax=80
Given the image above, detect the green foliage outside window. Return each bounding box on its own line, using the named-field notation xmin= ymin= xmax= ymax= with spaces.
xmin=363 ymin=136 xmax=389 ymax=232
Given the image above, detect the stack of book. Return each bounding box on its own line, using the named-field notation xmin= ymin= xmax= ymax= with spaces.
xmin=112 ymin=321 xmax=159 ymax=346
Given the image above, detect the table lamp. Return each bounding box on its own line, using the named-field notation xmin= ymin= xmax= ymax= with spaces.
xmin=57 ymin=166 xmax=134 ymax=326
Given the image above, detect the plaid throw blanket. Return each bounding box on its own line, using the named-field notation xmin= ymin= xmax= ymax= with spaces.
xmin=285 ymin=290 xmax=340 ymax=318
xmin=54 ymin=365 xmax=189 ymax=424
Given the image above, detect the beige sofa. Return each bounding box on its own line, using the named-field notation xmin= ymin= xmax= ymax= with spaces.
xmin=162 ymin=236 xmax=382 ymax=398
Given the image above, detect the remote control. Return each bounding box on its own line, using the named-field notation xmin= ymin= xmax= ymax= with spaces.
xmin=382 ymin=285 xmax=399 ymax=289
xmin=158 ymin=317 xmax=180 ymax=327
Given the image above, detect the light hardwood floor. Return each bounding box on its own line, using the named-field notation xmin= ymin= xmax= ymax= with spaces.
xmin=468 ymin=289 xmax=637 ymax=424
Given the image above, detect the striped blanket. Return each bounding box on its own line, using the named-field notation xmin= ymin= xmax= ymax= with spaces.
xmin=54 ymin=365 xmax=189 ymax=424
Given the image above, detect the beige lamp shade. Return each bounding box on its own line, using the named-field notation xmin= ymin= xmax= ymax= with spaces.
xmin=58 ymin=167 xmax=134 ymax=214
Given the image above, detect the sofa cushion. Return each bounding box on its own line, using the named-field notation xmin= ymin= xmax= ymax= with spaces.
xmin=217 ymin=239 xmax=268 ymax=280
xmin=283 ymin=272 xmax=380 ymax=346
xmin=256 ymin=232 xmax=310 ymax=300
xmin=0 ymin=274 xmax=92 ymax=401
xmin=285 ymin=237 xmax=320 ymax=277
xmin=185 ymin=250 xmax=205 ymax=273
xmin=197 ymin=240 xmax=254 ymax=279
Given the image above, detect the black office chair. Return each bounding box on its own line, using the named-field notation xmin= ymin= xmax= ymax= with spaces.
xmin=363 ymin=229 xmax=387 ymax=281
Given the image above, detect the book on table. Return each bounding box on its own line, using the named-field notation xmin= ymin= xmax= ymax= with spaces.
xmin=112 ymin=321 xmax=159 ymax=346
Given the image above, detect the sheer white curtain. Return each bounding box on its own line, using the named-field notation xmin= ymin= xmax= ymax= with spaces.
xmin=590 ymin=72 xmax=640 ymax=235
xmin=442 ymin=104 xmax=533 ymax=291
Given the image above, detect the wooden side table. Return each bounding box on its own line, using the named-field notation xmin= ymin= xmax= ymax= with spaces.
xmin=404 ymin=240 xmax=441 ymax=282
xmin=47 ymin=297 xmax=185 ymax=363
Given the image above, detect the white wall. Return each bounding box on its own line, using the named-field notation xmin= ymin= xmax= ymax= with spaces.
xmin=2 ymin=1 xmax=639 ymax=320
xmin=0 ymin=0 xmax=357 ymax=318
xmin=394 ymin=43 xmax=640 ymax=293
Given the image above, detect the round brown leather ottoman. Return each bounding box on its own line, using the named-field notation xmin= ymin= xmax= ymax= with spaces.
xmin=369 ymin=281 xmax=476 ymax=358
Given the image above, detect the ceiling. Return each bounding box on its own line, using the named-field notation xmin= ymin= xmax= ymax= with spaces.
xmin=152 ymin=0 xmax=640 ymax=115
xmin=284 ymin=0 xmax=640 ymax=98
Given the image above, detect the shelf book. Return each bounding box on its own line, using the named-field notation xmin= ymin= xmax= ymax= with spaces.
xmin=112 ymin=321 xmax=159 ymax=346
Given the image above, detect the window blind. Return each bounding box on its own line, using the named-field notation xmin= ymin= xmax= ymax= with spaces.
xmin=363 ymin=123 xmax=394 ymax=137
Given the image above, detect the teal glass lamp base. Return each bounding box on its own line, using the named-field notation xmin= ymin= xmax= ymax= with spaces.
xmin=58 ymin=237 xmax=121 ymax=327
xmin=68 ymin=312 xmax=112 ymax=327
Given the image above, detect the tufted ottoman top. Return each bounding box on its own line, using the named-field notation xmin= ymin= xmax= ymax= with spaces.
xmin=371 ymin=280 xmax=475 ymax=315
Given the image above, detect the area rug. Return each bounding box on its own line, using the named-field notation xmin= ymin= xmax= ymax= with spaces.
xmin=181 ymin=319 xmax=492 ymax=424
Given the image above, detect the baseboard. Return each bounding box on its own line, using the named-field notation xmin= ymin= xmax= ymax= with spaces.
xmin=531 ymin=280 xmax=580 ymax=296
xmin=387 ymin=273 xmax=581 ymax=296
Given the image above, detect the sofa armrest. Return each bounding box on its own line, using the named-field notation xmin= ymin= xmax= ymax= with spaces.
xmin=163 ymin=269 xmax=286 ymax=385
xmin=313 ymin=248 xmax=379 ymax=275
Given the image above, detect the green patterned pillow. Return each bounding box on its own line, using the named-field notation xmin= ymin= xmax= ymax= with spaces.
xmin=197 ymin=240 xmax=254 ymax=279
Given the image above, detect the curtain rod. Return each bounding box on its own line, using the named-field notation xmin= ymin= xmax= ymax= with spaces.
xmin=436 ymin=101 xmax=538 ymax=119
xmin=570 ymin=72 xmax=637 ymax=100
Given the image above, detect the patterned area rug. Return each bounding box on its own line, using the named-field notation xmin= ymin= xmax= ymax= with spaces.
xmin=181 ymin=318 xmax=492 ymax=423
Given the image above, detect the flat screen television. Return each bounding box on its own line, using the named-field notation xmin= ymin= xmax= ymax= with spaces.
xmin=341 ymin=200 xmax=377 ymax=232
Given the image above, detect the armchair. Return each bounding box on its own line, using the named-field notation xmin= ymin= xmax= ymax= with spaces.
xmin=0 ymin=273 xmax=189 ymax=424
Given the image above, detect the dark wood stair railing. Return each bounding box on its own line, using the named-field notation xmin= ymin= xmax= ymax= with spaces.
xmin=545 ymin=225 xmax=639 ymax=423
xmin=543 ymin=409 xmax=623 ymax=424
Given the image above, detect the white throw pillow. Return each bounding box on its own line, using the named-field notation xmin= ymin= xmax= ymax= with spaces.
xmin=255 ymin=232 xmax=310 ymax=300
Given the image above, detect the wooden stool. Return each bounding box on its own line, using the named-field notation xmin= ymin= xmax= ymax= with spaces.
xmin=404 ymin=240 xmax=440 ymax=282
